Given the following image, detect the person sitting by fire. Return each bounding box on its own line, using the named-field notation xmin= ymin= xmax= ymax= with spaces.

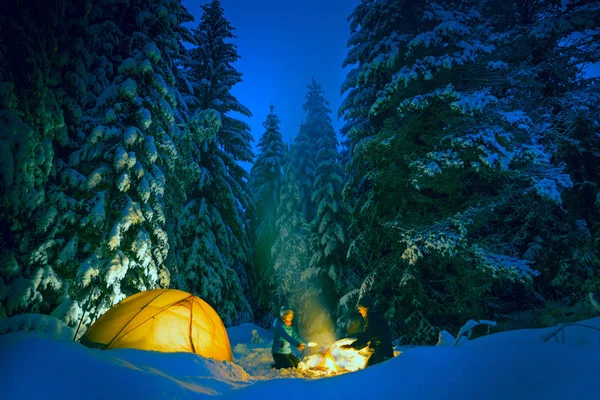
xmin=271 ymin=306 xmax=306 ymax=369
xmin=340 ymin=295 xmax=394 ymax=367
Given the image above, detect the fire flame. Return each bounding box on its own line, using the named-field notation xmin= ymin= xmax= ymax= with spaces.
xmin=323 ymin=350 xmax=337 ymax=370
xmin=299 ymin=338 xmax=370 ymax=375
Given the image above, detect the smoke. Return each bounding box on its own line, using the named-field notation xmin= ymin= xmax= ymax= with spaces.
xmin=298 ymin=295 xmax=336 ymax=348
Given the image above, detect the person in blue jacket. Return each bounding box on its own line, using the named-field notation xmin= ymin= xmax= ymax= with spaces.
xmin=271 ymin=306 xmax=306 ymax=369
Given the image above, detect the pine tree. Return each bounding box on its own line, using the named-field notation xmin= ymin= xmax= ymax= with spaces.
xmin=291 ymin=77 xmax=335 ymax=224
xmin=57 ymin=0 xmax=193 ymax=320
xmin=0 ymin=0 xmax=68 ymax=319
xmin=291 ymin=122 xmax=315 ymax=223
xmin=488 ymin=0 xmax=600 ymax=306
xmin=300 ymin=79 xmax=355 ymax=315
xmin=270 ymin=150 xmax=311 ymax=316
xmin=176 ymin=0 xmax=254 ymax=325
xmin=249 ymin=105 xmax=285 ymax=311
xmin=337 ymin=0 xmax=414 ymax=289
xmin=0 ymin=0 xmax=195 ymax=329
xmin=338 ymin=0 xmax=415 ymax=158
xmin=339 ymin=0 xmax=599 ymax=343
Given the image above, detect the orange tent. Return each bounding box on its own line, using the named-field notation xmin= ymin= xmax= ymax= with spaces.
xmin=81 ymin=289 xmax=233 ymax=361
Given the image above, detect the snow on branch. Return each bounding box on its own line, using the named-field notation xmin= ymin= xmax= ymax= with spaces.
xmin=388 ymin=211 xmax=472 ymax=265
xmin=470 ymin=245 xmax=539 ymax=280
xmin=454 ymin=319 xmax=497 ymax=346
xmin=0 ymin=313 xmax=75 ymax=341
xmin=542 ymin=323 xmax=600 ymax=343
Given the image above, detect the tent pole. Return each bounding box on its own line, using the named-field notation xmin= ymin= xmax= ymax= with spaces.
xmin=89 ymin=290 xmax=106 ymax=327
xmin=73 ymin=275 xmax=99 ymax=341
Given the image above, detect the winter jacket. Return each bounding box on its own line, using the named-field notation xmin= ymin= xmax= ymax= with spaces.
xmin=271 ymin=318 xmax=305 ymax=354
xmin=350 ymin=309 xmax=394 ymax=358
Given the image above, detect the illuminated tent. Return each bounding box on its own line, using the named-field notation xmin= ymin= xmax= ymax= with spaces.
xmin=81 ymin=289 xmax=233 ymax=361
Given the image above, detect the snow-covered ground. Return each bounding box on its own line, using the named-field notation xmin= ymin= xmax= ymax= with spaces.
xmin=1 ymin=313 xmax=599 ymax=399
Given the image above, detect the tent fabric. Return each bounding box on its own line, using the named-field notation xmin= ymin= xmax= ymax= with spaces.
xmin=81 ymin=289 xmax=233 ymax=362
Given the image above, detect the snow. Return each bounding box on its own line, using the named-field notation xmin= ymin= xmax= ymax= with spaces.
xmin=116 ymin=172 xmax=131 ymax=192
xmin=229 ymin=342 xmax=598 ymax=400
xmin=108 ymin=222 xmax=123 ymax=250
xmin=1 ymin=333 xmax=250 ymax=398
xmin=119 ymin=78 xmax=137 ymax=99
xmin=76 ymin=255 xmax=100 ymax=287
xmin=138 ymin=58 xmax=153 ymax=74
xmin=36 ymin=206 xmax=58 ymax=234
xmin=86 ymin=166 xmax=109 ymax=189
xmin=144 ymin=136 xmax=158 ymax=163
xmin=138 ymin=107 xmax=152 ymax=130
xmin=454 ymin=319 xmax=497 ymax=345
xmin=450 ymin=90 xmax=497 ymax=115
xmin=472 ymin=245 xmax=539 ymax=279
xmin=132 ymin=230 xmax=151 ymax=267
xmin=86 ymin=191 xmax=107 ymax=227
xmin=1 ymin=315 xmax=600 ymax=399
xmin=62 ymin=168 xmax=86 ymax=188
xmin=105 ymin=108 xmax=117 ymax=123
xmin=123 ymin=126 xmax=139 ymax=147
xmin=137 ymin=176 xmax=151 ymax=202
xmin=114 ymin=147 xmax=129 ymax=171
xmin=0 ymin=314 xmax=74 ymax=341
xmin=227 ymin=323 xmax=272 ymax=346
xmin=118 ymin=58 xmax=137 ymax=75
xmin=487 ymin=61 xmax=508 ymax=70
xmin=533 ymin=175 xmax=573 ymax=205
xmin=143 ymin=42 xmax=162 ymax=62
xmin=57 ymin=236 xmax=78 ymax=266
xmin=50 ymin=298 xmax=83 ymax=327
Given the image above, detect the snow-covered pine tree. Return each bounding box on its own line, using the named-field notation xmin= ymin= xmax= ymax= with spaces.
xmin=270 ymin=149 xmax=312 ymax=319
xmin=300 ymin=78 xmax=355 ymax=317
xmin=292 ymin=77 xmax=339 ymax=226
xmin=1 ymin=0 xmax=196 ymax=329
xmin=338 ymin=0 xmax=410 ymax=157
xmin=0 ymin=0 xmax=68 ymax=319
xmin=485 ymin=0 xmax=600 ymax=307
xmin=52 ymin=0 xmax=196 ymax=325
xmin=337 ymin=0 xmax=413 ymax=293
xmin=291 ymin=122 xmax=316 ymax=223
xmin=249 ymin=105 xmax=285 ymax=312
xmin=175 ymin=0 xmax=253 ymax=325
xmin=339 ymin=0 xmax=595 ymax=343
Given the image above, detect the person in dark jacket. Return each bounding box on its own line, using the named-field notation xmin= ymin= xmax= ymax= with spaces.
xmin=346 ymin=312 xmax=363 ymax=336
xmin=271 ymin=306 xmax=306 ymax=369
xmin=341 ymin=295 xmax=394 ymax=367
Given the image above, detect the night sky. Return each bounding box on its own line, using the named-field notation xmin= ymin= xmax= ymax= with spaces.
xmin=182 ymin=0 xmax=360 ymax=155
xmin=182 ymin=0 xmax=600 ymax=159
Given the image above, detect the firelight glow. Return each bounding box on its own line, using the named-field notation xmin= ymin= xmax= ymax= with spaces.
xmin=299 ymin=338 xmax=370 ymax=374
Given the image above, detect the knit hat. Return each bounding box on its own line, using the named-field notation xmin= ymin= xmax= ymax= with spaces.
xmin=357 ymin=295 xmax=373 ymax=309
xmin=280 ymin=306 xmax=294 ymax=317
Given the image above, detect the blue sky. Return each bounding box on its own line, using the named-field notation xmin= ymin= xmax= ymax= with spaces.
xmin=181 ymin=0 xmax=600 ymax=159
xmin=182 ymin=0 xmax=360 ymax=152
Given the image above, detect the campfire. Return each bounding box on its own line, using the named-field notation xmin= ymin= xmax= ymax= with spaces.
xmin=298 ymin=338 xmax=371 ymax=375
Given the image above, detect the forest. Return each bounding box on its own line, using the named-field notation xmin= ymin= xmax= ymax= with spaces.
xmin=1 ymin=0 xmax=600 ymax=347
